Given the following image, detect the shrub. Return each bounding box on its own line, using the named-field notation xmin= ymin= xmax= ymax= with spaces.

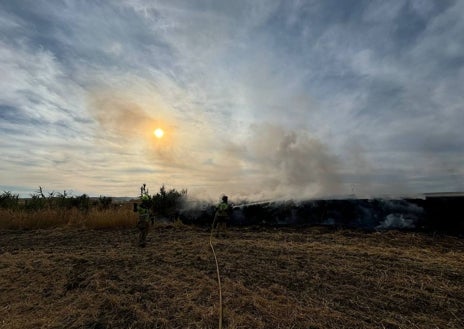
xmin=152 ymin=185 xmax=187 ymax=219
xmin=139 ymin=184 xmax=187 ymax=220
xmin=0 ymin=191 xmax=19 ymax=209
xmin=98 ymin=196 xmax=113 ymax=210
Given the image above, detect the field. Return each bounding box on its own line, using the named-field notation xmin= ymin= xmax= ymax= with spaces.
xmin=1 ymin=224 xmax=463 ymax=329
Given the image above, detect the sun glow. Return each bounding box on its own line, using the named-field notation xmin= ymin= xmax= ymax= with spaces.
xmin=154 ymin=128 xmax=164 ymax=138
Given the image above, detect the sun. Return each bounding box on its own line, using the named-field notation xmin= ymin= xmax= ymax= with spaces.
xmin=153 ymin=128 xmax=164 ymax=138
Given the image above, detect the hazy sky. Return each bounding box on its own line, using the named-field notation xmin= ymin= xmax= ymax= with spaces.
xmin=1 ymin=0 xmax=463 ymax=200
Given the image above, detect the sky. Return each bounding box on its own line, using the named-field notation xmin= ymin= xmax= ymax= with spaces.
xmin=1 ymin=0 xmax=463 ymax=200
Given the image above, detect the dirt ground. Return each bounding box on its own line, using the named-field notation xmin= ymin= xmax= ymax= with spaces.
xmin=0 ymin=225 xmax=463 ymax=329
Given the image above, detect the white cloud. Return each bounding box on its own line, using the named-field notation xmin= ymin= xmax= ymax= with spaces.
xmin=1 ymin=1 xmax=463 ymax=197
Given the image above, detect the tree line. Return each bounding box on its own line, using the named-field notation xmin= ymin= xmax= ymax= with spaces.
xmin=1 ymin=184 xmax=188 ymax=219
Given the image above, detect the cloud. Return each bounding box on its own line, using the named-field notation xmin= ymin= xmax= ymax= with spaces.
xmin=1 ymin=1 xmax=463 ymax=198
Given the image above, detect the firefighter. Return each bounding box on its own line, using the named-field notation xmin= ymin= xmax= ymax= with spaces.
xmin=137 ymin=194 xmax=151 ymax=247
xmin=213 ymin=195 xmax=232 ymax=237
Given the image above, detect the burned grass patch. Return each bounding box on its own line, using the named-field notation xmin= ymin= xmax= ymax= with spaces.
xmin=0 ymin=226 xmax=463 ymax=328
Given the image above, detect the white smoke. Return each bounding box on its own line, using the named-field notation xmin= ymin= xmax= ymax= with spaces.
xmin=89 ymin=88 xmax=343 ymax=201
xmin=376 ymin=214 xmax=415 ymax=230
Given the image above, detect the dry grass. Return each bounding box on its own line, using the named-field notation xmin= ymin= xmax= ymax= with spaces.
xmin=0 ymin=225 xmax=463 ymax=329
xmin=0 ymin=208 xmax=136 ymax=230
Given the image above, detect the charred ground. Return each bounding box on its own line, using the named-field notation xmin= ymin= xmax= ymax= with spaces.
xmin=0 ymin=225 xmax=463 ymax=329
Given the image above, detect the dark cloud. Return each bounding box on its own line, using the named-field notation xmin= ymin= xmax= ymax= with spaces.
xmin=0 ymin=105 xmax=35 ymax=125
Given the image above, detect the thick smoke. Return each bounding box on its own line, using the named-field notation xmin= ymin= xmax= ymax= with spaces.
xmin=222 ymin=124 xmax=342 ymax=200
xmin=88 ymin=88 xmax=342 ymax=201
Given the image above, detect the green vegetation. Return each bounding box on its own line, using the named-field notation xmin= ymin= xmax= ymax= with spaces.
xmin=0 ymin=187 xmax=91 ymax=212
xmin=0 ymin=185 xmax=188 ymax=229
xmin=0 ymin=191 xmax=19 ymax=209
xmin=139 ymin=183 xmax=187 ymax=220
xmin=0 ymin=187 xmax=126 ymax=229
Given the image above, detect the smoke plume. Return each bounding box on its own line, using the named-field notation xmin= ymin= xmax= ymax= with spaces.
xmin=88 ymin=88 xmax=342 ymax=201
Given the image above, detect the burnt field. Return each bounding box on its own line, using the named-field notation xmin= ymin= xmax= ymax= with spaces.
xmin=1 ymin=225 xmax=463 ymax=329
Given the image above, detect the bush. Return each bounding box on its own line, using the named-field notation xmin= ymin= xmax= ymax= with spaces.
xmin=98 ymin=196 xmax=113 ymax=210
xmin=140 ymin=184 xmax=187 ymax=220
xmin=0 ymin=191 xmax=19 ymax=209
xmin=152 ymin=185 xmax=187 ymax=219
xmin=24 ymin=187 xmax=91 ymax=212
